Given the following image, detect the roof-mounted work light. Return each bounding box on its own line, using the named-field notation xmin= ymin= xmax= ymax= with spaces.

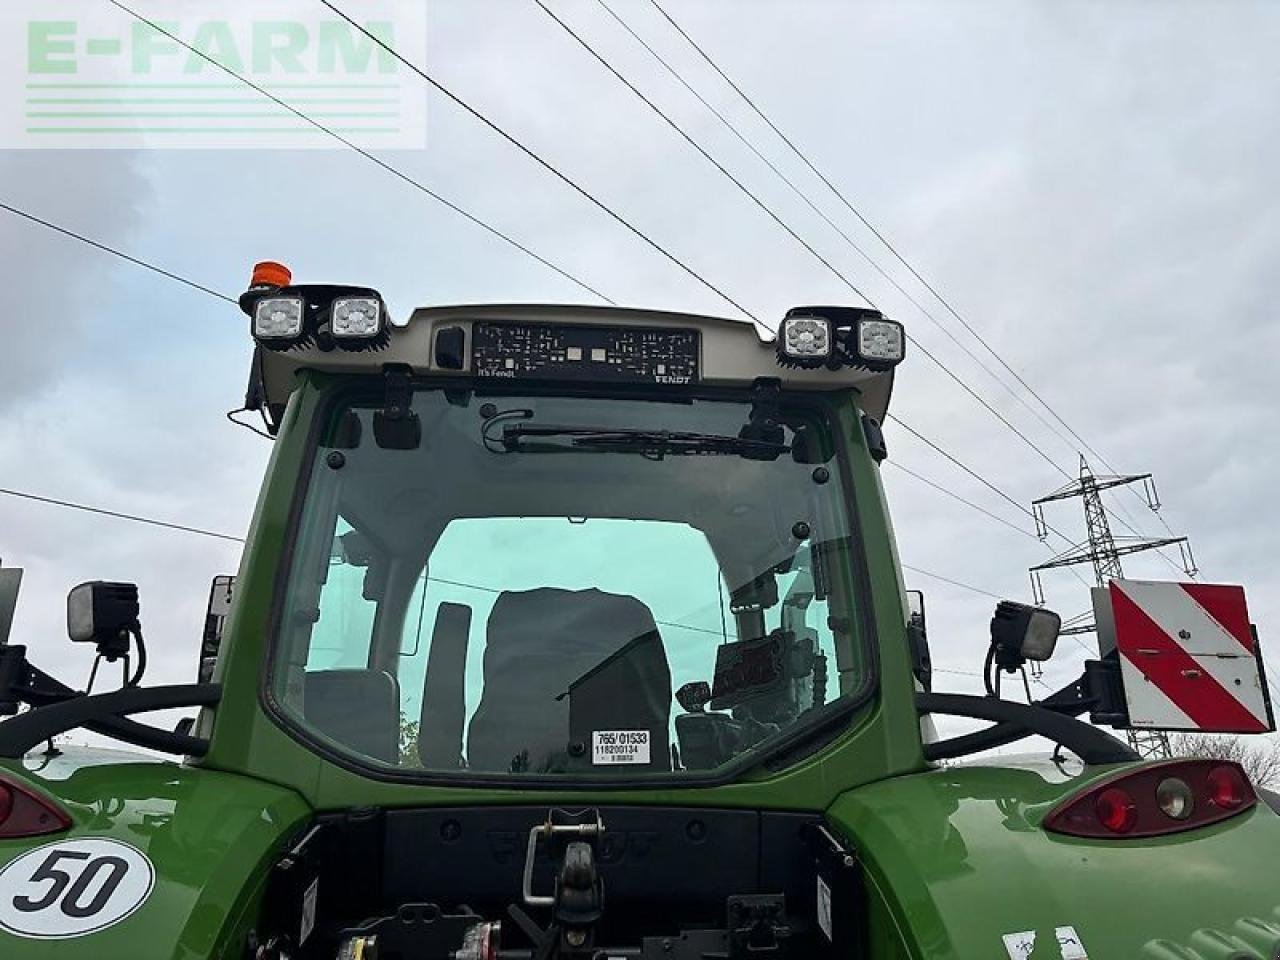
xmin=328 ymin=295 xmax=388 ymax=350
xmin=239 ymin=261 xmax=388 ymax=352
xmin=242 ymin=260 xmax=307 ymax=351
xmin=855 ymin=316 xmax=906 ymax=369
xmin=777 ymin=314 xmax=833 ymax=368
xmin=776 ymin=307 xmax=906 ymax=371
xmin=252 ymin=296 xmax=305 ymax=345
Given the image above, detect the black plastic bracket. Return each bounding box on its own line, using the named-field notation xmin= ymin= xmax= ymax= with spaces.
xmin=373 ymin=364 xmax=421 ymax=450
xmin=861 ymin=415 xmax=888 ymax=462
xmin=738 ymin=378 xmax=785 ymax=460
xmin=1084 ymin=654 xmax=1131 ymax=727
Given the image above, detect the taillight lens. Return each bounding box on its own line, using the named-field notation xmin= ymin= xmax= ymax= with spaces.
xmin=1044 ymin=759 xmax=1257 ymax=839
xmin=1155 ymin=777 xmax=1195 ymax=821
xmin=0 ymin=774 xmax=73 ymax=838
xmin=1095 ymin=787 xmax=1138 ymax=833
xmin=1207 ymin=764 xmax=1248 ymax=811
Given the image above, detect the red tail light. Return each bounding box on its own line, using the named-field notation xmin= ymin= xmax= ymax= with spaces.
xmin=1094 ymin=787 xmax=1138 ymax=833
xmin=1206 ymin=764 xmax=1249 ymax=811
xmin=1043 ymin=759 xmax=1257 ymax=839
xmin=0 ymin=774 xmax=73 ymax=838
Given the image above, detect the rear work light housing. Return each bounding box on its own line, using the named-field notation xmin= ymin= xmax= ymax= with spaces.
xmin=776 ymin=306 xmax=906 ymax=372
xmin=1043 ymin=759 xmax=1257 ymax=839
xmin=240 ymin=261 xmax=389 ymax=352
xmin=0 ymin=773 xmax=73 ymax=839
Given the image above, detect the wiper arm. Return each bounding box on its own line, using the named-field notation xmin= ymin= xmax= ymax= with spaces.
xmin=497 ymin=424 xmax=789 ymax=459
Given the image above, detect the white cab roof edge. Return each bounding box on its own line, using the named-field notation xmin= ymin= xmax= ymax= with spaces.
xmin=256 ymin=303 xmax=896 ymax=421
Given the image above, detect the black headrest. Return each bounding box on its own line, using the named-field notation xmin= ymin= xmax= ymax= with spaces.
xmin=466 ymin=588 xmax=671 ymax=773
xmin=304 ymin=669 xmax=400 ymax=764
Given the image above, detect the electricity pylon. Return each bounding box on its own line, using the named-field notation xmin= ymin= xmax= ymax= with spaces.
xmin=1029 ymin=458 xmax=1197 ymax=759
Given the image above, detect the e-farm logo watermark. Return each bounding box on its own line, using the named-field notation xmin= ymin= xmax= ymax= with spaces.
xmin=1 ymin=2 xmax=426 ymax=148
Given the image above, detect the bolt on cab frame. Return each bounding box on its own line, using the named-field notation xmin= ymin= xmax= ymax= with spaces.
xmin=0 ymin=264 xmax=1278 ymax=960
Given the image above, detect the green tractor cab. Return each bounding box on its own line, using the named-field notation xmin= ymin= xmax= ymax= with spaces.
xmin=0 ymin=263 xmax=1277 ymax=959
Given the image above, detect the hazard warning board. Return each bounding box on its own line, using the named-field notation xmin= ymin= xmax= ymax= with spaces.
xmin=1093 ymin=580 xmax=1274 ymax=734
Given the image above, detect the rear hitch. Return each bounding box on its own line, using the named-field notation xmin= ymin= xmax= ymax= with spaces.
xmin=518 ymin=809 xmax=606 ymax=958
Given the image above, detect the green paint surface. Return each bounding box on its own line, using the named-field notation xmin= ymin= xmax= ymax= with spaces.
xmin=0 ymin=749 xmax=309 ymax=958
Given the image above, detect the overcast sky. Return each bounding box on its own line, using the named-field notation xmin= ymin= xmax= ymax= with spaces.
xmin=2 ymin=0 xmax=1278 ymax=747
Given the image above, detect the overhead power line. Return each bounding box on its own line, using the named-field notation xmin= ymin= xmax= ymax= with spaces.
xmin=317 ymin=0 xmax=759 ymax=325
xmin=887 ymin=415 xmax=1101 ymax=612
xmin=532 ymin=0 xmax=875 ymax=308
xmin=605 ymin=1 xmax=1184 ymax=579
xmin=107 ymin=0 xmax=614 ymax=306
xmin=901 ymin=564 xmax=1003 ymax=601
xmin=886 ymin=462 xmax=1039 ymax=542
xmin=530 ymin=0 xmax=1075 ymax=481
xmin=561 ymin=5 xmax=1196 ymax=588
xmin=644 ymin=0 xmax=1179 ymax=541
xmin=888 ymin=415 xmax=1068 ymax=541
xmin=0 ymin=487 xmax=245 ymax=544
xmin=0 ymin=201 xmax=234 ymax=303
xmin=613 ymin=0 xmax=1187 ymax=575
xmin=593 ymin=0 xmax=1083 ymax=462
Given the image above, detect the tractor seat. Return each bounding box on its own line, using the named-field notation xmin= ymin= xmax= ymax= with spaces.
xmin=466 ymin=588 xmax=672 ymax=773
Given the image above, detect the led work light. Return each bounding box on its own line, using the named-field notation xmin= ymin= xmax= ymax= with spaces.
xmin=856 ymin=317 xmax=906 ymax=366
xmin=778 ymin=314 xmax=833 ymax=367
xmin=776 ymin=307 xmax=906 ymax=371
xmin=990 ymin=600 xmax=1061 ymax=669
xmin=331 ymin=297 xmax=384 ymax=341
xmin=252 ymin=296 xmax=305 ymax=344
xmin=67 ymin=581 xmax=140 ymax=653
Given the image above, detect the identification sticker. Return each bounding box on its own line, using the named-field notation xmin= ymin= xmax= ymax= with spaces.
xmin=592 ymin=730 xmax=651 ymax=765
xmin=1056 ymin=926 xmax=1088 ymax=959
xmin=816 ymin=875 xmax=833 ymax=941
xmin=1002 ymin=931 xmax=1037 ymax=959
xmin=300 ymin=876 xmax=318 ymax=945
xmin=1002 ymin=927 xmax=1090 ymax=960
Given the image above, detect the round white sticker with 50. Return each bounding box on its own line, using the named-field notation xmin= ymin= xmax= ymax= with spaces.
xmin=0 ymin=837 xmax=155 ymax=939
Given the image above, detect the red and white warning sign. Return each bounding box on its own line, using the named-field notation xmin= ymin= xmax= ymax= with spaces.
xmin=1094 ymin=580 xmax=1274 ymax=734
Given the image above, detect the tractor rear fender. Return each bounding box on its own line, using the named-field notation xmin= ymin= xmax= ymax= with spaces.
xmin=0 ymin=747 xmax=311 ymax=959
xmin=829 ymin=757 xmax=1280 ymax=959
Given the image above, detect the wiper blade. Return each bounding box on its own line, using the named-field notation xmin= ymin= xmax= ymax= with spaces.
xmin=498 ymin=424 xmax=789 ymax=459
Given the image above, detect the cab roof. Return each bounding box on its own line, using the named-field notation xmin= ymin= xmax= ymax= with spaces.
xmin=255 ymin=302 xmax=896 ymax=420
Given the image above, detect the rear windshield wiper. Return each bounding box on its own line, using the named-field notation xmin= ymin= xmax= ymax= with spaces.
xmin=495 ymin=423 xmax=789 ymax=459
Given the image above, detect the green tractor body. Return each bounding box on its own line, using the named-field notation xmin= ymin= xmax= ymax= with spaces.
xmin=0 ymin=281 xmax=1275 ymax=959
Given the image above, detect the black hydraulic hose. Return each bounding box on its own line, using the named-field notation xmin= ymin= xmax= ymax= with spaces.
xmin=922 ymin=680 xmax=1095 ymax=762
xmin=0 ymin=683 xmax=221 ymax=758
xmin=9 ymin=663 xmax=214 ymax=756
xmin=918 ymin=689 xmax=1137 ymax=765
